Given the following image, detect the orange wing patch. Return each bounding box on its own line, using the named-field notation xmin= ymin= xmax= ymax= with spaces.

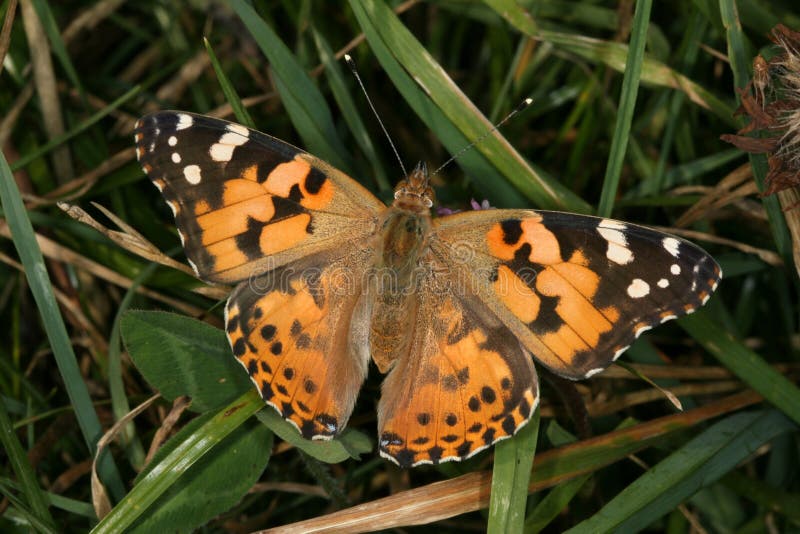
xmin=378 ymin=281 xmax=538 ymax=468
xmin=226 ymin=257 xmax=370 ymax=439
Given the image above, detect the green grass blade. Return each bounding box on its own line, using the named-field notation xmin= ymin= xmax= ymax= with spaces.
xmin=230 ymin=0 xmax=353 ymax=174
xmin=524 ymin=422 xmax=591 ymax=533
xmin=679 ymin=309 xmax=800 ymax=426
xmin=489 ymin=2 xmax=734 ymax=124
xmin=0 ymin=395 xmax=56 ymax=530
xmin=10 ymin=85 xmax=141 ymax=172
xmin=203 ymin=37 xmax=255 ymax=129
xmin=351 ymin=0 xmax=591 ymax=212
xmin=0 ymin=479 xmax=58 ymax=534
xmin=488 ymin=411 xmax=539 ymax=533
xmin=596 ymin=0 xmax=652 ymax=217
xmin=566 ymin=410 xmax=797 ymax=532
xmin=0 ymin=149 xmax=125 ymax=502
xmin=311 ymin=27 xmax=391 ymax=194
xmin=90 ymin=390 xmax=263 ymax=534
xmin=30 ymin=0 xmax=85 ymax=101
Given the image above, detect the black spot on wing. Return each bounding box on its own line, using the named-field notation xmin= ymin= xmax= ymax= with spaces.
xmin=305 ymin=169 xmax=327 ymax=195
xmin=500 ymin=219 xmax=523 ymax=244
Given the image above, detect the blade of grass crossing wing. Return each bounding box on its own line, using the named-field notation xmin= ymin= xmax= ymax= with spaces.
xmin=719 ymin=1 xmax=792 ymax=259
xmin=679 ymin=310 xmax=800 ymax=426
xmin=565 ymin=410 xmax=797 ymax=533
xmin=204 ymin=37 xmax=255 ymax=129
xmin=351 ymin=0 xmax=591 ymax=212
xmin=311 ymin=27 xmax=391 ymax=194
xmin=230 ymin=0 xmax=353 ymax=174
xmin=0 ymin=396 xmax=57 ymax=530
xmin=596 ymin=0 xmax=652 ymax=218
xmin=0 ymin=149 xmax=126 ymax=502
xmin=90 ymin=390 xmax=263 ymax=534
xmin=488 ymin=411 xmax=539 ymax=533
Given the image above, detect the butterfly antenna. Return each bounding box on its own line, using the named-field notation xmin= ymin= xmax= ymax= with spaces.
xmin=431 ymin=97 xmax=533 ymax=176
xmin=344 ymin=54 xmax=408 ymax=177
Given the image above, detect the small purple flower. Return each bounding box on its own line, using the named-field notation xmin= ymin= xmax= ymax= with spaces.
xmin=437 ymin=198 xmax=493 ymax=216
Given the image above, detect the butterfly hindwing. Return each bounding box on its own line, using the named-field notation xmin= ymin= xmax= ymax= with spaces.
xmin=377 ymin=258 xmax=539 ymax=467
xmin=135 ymin=111 xmax=383 ymax=283
xmin=431 ymin=209 xmax=722 ymax=379
xmin=225 ymin=248 xmax=373 ymax=439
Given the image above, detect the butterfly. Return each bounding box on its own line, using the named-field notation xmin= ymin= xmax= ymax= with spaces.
xmin=135 ymin=111 xmax=721 ymax=468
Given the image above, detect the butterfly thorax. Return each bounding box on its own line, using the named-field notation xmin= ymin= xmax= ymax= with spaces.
xmin=368 ymin=165 xmax=435 ymax=373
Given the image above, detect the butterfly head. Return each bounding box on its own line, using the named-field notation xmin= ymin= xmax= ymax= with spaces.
xmin=393 ymin=162 xmax=435 ymax=212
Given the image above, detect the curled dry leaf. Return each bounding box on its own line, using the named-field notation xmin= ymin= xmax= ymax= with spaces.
xmin=721 ymin=24 xmax=800 ymax=198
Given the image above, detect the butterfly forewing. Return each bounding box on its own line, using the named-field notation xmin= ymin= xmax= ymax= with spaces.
xmin=432 ymin=209 xmax=721 ymax=379
xmin=135 ymin=111 xmax=383 ymax=283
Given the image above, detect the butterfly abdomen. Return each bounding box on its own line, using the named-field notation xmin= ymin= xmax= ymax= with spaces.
xmin=366 ymin=208 xmax=432 ymax=373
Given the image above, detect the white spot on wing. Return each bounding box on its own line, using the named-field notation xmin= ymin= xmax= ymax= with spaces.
xmin=166 ymin=200 xmax=178 ymax=217
xmin=135 ymin=146 xmax=144 ymax=160
xmin=171 ymin=152 xmax=181 ymax=163
xmin=209 ymin=143 xmax=234 ymax=162
xmin=186 ymin=257 xmax=199 ymax=276
xmin=209 ymin=129 xmax=249 ymax=162
xmin=660 ymin=314 xmax=677 ymax=323
xmin=168 ymin=135 xmax=177 ymax=146
xmin=149 ymin=141 xmax=156 ymax=152
xmin=598 ymin=225 xmax=633 ymax=265
xmin=634 ymin=325 xmax=652 ymax=338
xmin=663 ymin=237 xmax=681 ymax=258
xmin=584 ymin=367 xmax=605 ymax=378
xmin=671 ymin=264 xmax=681 ymax=275
xmin=613 ymin=345 xmax=630 ymax=360
xmin=176 ymin=113 xmax=193 ymax=130
xmin=183 ymin=164 xmax=201 ymax=184
xmin=627 ymin=278 xmax=650 ymax=298
xmin=599 ymin=219 xmax=626 ymax=230
xmin=226 ymin=123 xmax=250 ymax=137
xmin=657 ymin=278 xmax=669 ymax=288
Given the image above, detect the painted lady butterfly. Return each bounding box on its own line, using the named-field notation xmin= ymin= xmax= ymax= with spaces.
xmin=135 ymin=111 xmax=721 ymax=468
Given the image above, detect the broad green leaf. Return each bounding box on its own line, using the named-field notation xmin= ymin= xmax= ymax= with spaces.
xmin=120 ymin=310 xmax=251 ymax=412
xmin=256 ymin=408 xmax=372 ymax=464
xmin=130 ymin=416 xmax=272 ymax=533
xmin=92 ymin=391 xmax=263 ymax=533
